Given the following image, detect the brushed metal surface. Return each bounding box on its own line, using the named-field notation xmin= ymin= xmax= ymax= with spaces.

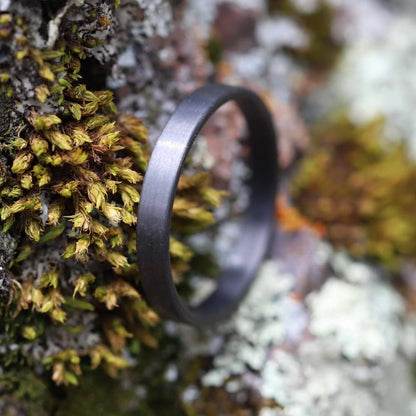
xmin=136 ymin=84 xmax=278 ymax=326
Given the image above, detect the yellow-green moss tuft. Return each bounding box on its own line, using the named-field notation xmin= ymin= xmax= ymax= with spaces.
xmin=292 ymin=113 xmax=416 ymax=270
xmin=0 ymin=10 xmax=225 ymax=389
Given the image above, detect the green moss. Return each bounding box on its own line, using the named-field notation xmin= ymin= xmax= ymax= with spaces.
xmin=0 ymin=371 xmax=54 ymax=416
xmin=204 ymin=36 xmax=223 ymax=67
xmin=269 ymin=0 xmax=342 ymax=71
xmin=0 ymin=8 xmax=225 ymax=410
xmin=55 ymin=371 xmax=137 ymax=416
xmin=292 ymin=113 xmax=416 ymax=270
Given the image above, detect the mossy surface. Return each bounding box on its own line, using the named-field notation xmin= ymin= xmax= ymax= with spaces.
xmin=292 ymin=113 xmax=416 ymax=270
xmin=269 ymin=0 xmax=342 ymax=71
xmin=0 ymin=3 xmax=224 ymax=413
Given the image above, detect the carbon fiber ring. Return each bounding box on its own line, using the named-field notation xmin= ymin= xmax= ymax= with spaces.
xmin=136 ymin=84 xmax=278 ymax=326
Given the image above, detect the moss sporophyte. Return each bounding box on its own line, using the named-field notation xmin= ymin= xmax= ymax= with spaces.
xmin=0 ymin=10 xmax=224 ymax=388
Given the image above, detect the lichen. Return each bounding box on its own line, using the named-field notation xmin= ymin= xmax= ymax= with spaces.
xmin=182 ymin=248 xmax=416 ymax=416
xmin=310 ymin=6 xmax=416 ymax=158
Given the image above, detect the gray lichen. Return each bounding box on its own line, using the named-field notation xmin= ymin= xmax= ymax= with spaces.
xmin=310 ymin=0 xmax=416 ymax=157
xmin=182 ymin=244 xmax=416 ymax=415
xmin=0 ymin=232 xmax=16 ymax=300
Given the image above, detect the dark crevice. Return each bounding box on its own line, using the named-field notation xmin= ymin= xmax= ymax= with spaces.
xmin=79 ymin=57 xmax=110 ymax=91
xmin=39 ymin=0 xmax=69 ymax=41
xmin=0 ymin=45 xmax=11 ymax=68
xmin=40 ymin=0 xmax=69 ymax=19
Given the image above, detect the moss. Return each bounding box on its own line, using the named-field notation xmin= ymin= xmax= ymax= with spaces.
xmin=204 ymin=35 xmax=223 ymax=67
xmin=54 ymin=369 xmax=138 ymax=416
xmin=183 ymin=387 xmax=282 ymax=416
xmin=0 ymin=371 xmax=54 ymax=416
xmin=269 ymin=0 xmax=342 ymax=71
xmin=292 ymin=113 xmax=416 ymax=270
xmin=0 ymin=5 xmax=225 ymax=411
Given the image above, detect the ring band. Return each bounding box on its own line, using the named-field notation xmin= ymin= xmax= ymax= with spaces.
xmin=136 ymin=84 xmax=278 ymax=326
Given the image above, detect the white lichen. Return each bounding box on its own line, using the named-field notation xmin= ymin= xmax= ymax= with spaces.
xmin=136 ymin=0 xmax=173 ymax=38
xmin=189 ymin=245 xmax=416 ymax=415
xmin=0 ymin=0 xmax=10 ymax=11
xmin=311 ymin=2 xmax=416 ymax=157
xmin=46 ymin=0 xmax=82 ymax=48
xmin=256 ymin=17 xmax=310 ymax=51
xmin=184 ymin=0 xmax=217 ymax=39
xmin=308 ymin=278 xmax=404 ymax=362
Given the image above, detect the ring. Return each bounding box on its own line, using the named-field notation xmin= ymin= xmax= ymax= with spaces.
xmin=136 ymin=84 xmax=278 ymax=326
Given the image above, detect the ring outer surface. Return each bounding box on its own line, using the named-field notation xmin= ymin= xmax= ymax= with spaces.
xmin=136 ymin=83 xmax=278 ymax=327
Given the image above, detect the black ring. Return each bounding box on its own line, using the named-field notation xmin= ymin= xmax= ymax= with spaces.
xmin=136 ymin=84 xmax=278 ymax=326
